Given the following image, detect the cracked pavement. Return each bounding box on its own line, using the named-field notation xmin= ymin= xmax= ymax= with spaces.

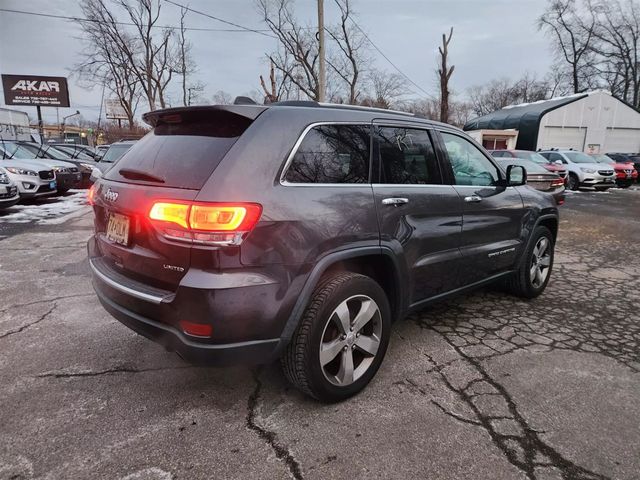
xmin=1 ymin=189 xmax=639 ymax=479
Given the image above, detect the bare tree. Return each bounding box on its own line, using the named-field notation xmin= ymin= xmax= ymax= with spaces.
xmin=467 ymin=75 xmax=553 ymax=117
xmin=589 ymin=0 xmax=640 ymax=107
xmin=75 ymin=4 xmax=141 ymax=128
xmin=212 ymin=90 xmax=234 ymax=105
xmin=437 ymin=27 xmax=455 ymax=123
xmin=78 ymin=0 xmax=181 ymax=111
xmin=325 ymin=0 xmax=368 ymax=104
xmin=257 ymin=0 xmax=322 ymax=100
xmin=260 ymin=60 xmax=281 ymax=103
xmin=538 ymin=0 xmax=598 ymax=94
xmin=360 ymin=70 xmax=409 ymax=109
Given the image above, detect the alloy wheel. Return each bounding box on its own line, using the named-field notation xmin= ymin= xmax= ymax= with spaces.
xmin=319 ymin=295 xmax=382 ymax=387
xmin=530 ymin=237 xmax=552 ymax=289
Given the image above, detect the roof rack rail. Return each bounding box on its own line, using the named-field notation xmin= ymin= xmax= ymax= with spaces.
xmin=270 ymin=100 xmax=320 ymax=107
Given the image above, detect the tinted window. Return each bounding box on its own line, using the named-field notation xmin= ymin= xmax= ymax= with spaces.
xmin=375 ymin=126 xmax=440 ymax=184
xmin=105 ymin=110 xmax=252 ymax=189
xmin=284 ymin=125 xmax=370 ymax=184
xmin=491 ymin=151 xmax=508 ymax=158
xmin=441 ymin=132 xmax=499 ymax=186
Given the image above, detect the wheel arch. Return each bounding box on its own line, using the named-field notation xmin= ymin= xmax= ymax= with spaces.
xmin=275 ymin=247 xmax=407 ymax=355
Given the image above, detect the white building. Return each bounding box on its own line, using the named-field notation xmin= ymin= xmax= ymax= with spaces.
xmin=464 ymin=90 xmax=640 ymax=154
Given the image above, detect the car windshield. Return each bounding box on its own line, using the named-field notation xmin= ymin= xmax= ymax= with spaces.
xmin=0 ymin=141 xmax=37 ymax=159
xmin=565 ymin=152 xmax=597 ymax=164
xmin=101 ymin=144 xmax=132 ymax=163
xmin=497 ymin=158 xmax=549 ymax=174
xmin=591 ymin=154 xmax=614 ymax=164
xmin=53 ymin=146 xmax=94 ymax=160
xmin=512 ymin=151 xmax=550 ymax=164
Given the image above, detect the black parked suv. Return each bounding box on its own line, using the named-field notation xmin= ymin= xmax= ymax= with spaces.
xmin=88 ymin=102 xmax=559 ymax=402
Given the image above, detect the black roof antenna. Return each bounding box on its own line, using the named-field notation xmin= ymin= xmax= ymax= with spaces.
xmin=233 ymin=96 xmax=258 ymax=105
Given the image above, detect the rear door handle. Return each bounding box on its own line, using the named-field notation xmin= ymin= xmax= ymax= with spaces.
xmin=464 ymin=195 xmax=482 ymax=203
xmin=382 ymin=197 xmax=409 ymax=206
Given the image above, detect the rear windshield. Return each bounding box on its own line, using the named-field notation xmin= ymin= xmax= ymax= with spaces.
xmin=104 ymin=110 xmax=252 ymax=189
xmin=512 ymin=151 xmax=549 ymax=164
xmin=102 ymin=144 xmax=133 ymax=163
xmin=564 ymin=152 xmax=596 ymax=164
xmin=497 ymin=158 xmax=548 ymax=174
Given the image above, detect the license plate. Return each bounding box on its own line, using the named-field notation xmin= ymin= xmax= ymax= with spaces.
xmin=49 ymin=181 xmax=57 ymax=189
xmin=106 ymin=213 xmax=130 ymax=246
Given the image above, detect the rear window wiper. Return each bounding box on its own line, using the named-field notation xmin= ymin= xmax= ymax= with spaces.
xmin=118 ymin=168 xmax=165 ymax=183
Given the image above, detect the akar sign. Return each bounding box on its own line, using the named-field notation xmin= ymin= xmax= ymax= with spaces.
xmin=2 ymin=74 xmax=70 ymax=107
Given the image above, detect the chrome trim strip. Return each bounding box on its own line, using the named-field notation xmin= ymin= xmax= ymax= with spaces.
xmin=90 ymin=259 xmax=167 ymax=305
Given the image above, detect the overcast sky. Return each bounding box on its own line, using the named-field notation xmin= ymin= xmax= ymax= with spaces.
xmin=0 ymin=0 xmax=553 ymax=124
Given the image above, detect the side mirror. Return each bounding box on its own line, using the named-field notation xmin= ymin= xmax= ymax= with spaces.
xmin=506 ymin=164 xmax=527 ymax=186
xmin=554 ymin=160 xmax=563 ymax=165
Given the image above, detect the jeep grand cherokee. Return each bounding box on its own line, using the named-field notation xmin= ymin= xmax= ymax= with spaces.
xmin=88 ymin=101 xmax=559 ymax=402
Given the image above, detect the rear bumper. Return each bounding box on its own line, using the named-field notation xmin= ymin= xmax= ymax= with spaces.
xmin=87 ymin=235 xmax=296 ymax=365
xmin=94 ymin=287 xmax=279 ymax=365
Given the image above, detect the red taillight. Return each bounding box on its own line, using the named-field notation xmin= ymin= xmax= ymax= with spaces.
xmin=551 ymin=178 xmax=564 ymax=187
xmin=179 ymin=320 xmax=212 ymax=338
xmin=148 ymin=201 xmax=262 ymax=246
xmin=88 ymin=184 xmax=97 ymax=205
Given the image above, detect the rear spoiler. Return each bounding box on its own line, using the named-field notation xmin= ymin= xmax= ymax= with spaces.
xmin=142 ymin=105 xmax=268 ymax=127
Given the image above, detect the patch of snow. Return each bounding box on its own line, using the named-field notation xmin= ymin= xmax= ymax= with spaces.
xmin=0 ymin=190 xmax=89 ymax=224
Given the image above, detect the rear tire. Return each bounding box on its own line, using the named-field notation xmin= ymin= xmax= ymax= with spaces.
xmin=567 ymin=173 xmax=580 ymax=191
xmin=281 ymin=272 xmax=391 ymax=403
xmin=506 ymin=226 xmax=554 ymax=299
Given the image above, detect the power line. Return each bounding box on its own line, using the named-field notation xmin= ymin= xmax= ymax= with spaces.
xmin=346 ymin=16 xmax=434 ymax=99
xmin=0 ymin=7 xmax=272 ymax=33
xmin=163 ymin=0 xmax=277 ymax=39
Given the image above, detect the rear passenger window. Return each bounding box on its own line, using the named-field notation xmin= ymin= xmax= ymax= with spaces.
xmin=375 ymin=126 xmax=440 ymax=184
xmin=284 ymin=125 xmax=371 ymax=184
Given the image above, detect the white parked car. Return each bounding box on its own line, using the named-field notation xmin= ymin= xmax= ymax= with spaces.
xmin=539 ymin=150 xmax=616 ymax=191
xmin=0 ymin=166 xmax=20 ymax=209
xmin=0 ymin=142 xmax=80 ymax=194
xmin=1 ymin=159 xmax=57 ymax=199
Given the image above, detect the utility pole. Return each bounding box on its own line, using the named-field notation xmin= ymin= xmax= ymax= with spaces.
xmin=317 ymin=0 xmax=326 ymax=102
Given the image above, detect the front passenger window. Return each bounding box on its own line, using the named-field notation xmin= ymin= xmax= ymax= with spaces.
xmin=376 ymin=126 xmax=440 ymax=184
xmin=441 ymin=132 xmax=499 ymax=186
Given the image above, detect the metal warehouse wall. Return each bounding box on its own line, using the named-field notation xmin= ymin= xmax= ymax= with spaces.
xmin=537 ymin=91 xmax=640 ymax=153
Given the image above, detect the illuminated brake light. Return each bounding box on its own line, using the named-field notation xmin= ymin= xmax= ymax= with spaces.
xmin=149 ymin=202 xmax=190 ymax=229
xmin=148 ymin=201 xmax=262 ymax=246
xmin=190 ymin=204 xmax=261 ymax=231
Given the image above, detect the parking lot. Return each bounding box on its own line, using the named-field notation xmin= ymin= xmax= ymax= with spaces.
xmin=0 ymin=189 xmax=638 ymax=480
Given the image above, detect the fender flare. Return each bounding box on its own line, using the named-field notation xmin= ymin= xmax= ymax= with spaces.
xmin=273 ymin=246 xmax=406 ymax=356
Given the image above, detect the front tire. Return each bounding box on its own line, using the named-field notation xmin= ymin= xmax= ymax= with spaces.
xmin=506 ymin=226 xmax=555 ymax=299
xmin=281 ymin=272 xmax=391 ymax=403
xmin=567 ymin=173 xmax=580 ymax=191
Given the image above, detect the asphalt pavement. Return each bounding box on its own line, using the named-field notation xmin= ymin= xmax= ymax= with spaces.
xmin=1 ymin=188 xmax=639 ymax=480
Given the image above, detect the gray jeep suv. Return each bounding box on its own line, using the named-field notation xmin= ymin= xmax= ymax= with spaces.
xmin=88 ymin=102 xmax=559 ymax=402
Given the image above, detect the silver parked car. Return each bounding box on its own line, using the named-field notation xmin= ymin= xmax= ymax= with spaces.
xmin=539 ymin=150 xmax=615 ymax=191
